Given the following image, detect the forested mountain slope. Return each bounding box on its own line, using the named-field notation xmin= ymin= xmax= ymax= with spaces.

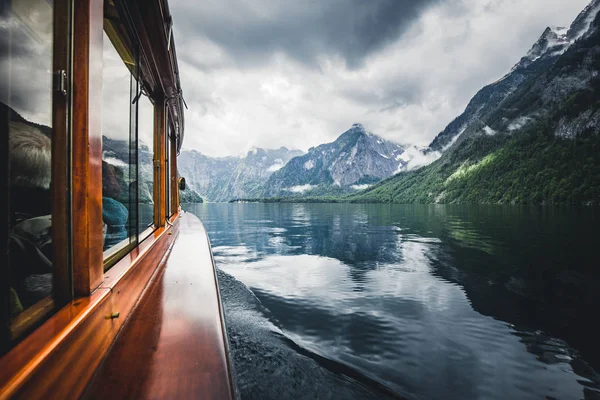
xmin=348 ymin=1 xmax=600 ymax=205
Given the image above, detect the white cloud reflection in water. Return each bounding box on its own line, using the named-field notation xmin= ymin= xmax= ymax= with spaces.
xmin=204 ymin=203 xmax=596 ymax=400
xmin=216 ymin=243 xmax=587 ymax=400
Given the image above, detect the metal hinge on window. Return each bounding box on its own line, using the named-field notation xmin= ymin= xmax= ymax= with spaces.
xmin=55 ymin=70 xmax=67 ymax=96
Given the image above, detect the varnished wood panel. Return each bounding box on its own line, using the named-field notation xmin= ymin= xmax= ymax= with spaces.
xmin=83 ymin=212 xmax=236 ymax=400
xmin=101 ymin=225 xmax=178 ymax=331
xmin=4 ymin=289 xmax=115 ymax=400
xmin=72 ymin=0 xmax=104 ymax=296
xmin=158 ymin=99 xmax=167 ymax=226
xmin=0 ymin=288 xmax=111 ymax=400
xmin=0 ymin=222 xmax=178 ymax=400
xmin=152 ymin=94 xmax=167 ymax=228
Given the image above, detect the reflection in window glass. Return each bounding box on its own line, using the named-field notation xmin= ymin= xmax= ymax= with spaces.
xmin=2 ymin=0 xmax=55 ymax=338
xmin=101 ymin=31 xmax=137 ymax=259
xmin=166 ymin=124 xmax=172 ymax=217
xmin=138 ymin=94 xmax=154 ymax=237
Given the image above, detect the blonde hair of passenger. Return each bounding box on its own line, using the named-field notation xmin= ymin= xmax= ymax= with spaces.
xmin=9 ymin=121 xmax=52 ymax=189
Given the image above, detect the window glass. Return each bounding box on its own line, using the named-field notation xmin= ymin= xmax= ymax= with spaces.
xmin=2 ymin=0 xmax=56 ymax=345
xmin=138 ymin=94 xmax=154 ymax=237
xmin=101 ymin=30 xmax=137 ymax=259
xmin=166 ymin=123 xmax=172 ymax=217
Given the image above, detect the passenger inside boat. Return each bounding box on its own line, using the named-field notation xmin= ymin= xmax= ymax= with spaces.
xmin=7 ymin=119 xmax=53 ymax=314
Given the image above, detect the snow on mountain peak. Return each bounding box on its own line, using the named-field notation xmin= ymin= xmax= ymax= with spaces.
xmin=509 ymin=1 xmax=600 ymax=72
xmin=567 ymin=0 xmax=600 ymax=41
xmin=517 ymin=26 xmax=571 ymax=69
xmin=550 ymin=26 xmax=569 ymax=36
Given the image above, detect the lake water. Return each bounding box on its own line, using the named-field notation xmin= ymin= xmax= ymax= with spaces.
xmin=184 ymin=203 xmax=600 ymax=400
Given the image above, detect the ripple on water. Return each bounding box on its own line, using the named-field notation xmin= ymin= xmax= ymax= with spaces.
xmin=184 ymin=203 xmax=600 ymax=400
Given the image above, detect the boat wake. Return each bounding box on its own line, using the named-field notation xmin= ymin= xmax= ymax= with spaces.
xmin=216 ymin=269 xmax=404 ymax=400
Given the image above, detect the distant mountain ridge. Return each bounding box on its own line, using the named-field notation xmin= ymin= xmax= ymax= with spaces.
xmin=178 ymin=146 xmax=303 ymax=202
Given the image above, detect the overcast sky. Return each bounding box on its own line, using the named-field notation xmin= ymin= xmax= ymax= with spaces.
xmin=170 ymin=0 xmax=590 ymax=156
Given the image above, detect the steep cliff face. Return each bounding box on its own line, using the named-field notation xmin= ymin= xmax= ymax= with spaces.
xmin=428 ymin=0 xmax=600 ymax=153
xmin=348 ymin=0 xmax=600 ymax=205
xmin=177 ymin=151 xmax=239 ymax=202
xmin=218 ymin=147 xmax=304 ymax=201
xmin=262 ymin=124 xmax=406 ymax=197
xmin=177 ymin=147 xmax=303 ymax=202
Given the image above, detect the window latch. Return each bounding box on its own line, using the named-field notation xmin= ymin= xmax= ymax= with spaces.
xmin=55 ymin=70 xmax=67 ymax=96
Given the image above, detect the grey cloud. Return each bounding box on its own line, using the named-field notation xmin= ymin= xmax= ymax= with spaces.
xmin=169 ymin=0 xmax=592 ymax=156
xmin=174 ymin=0 xmax=442 ymax=69
xmin=377 ymin=100 xmax=410 ymax=114
xmin=338 ymin=81 xmax=424 ymax=114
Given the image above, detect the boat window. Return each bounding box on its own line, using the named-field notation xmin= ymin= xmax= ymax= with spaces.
xmin=166 ymin=122 xmax=172 ymax=217
xmin=101 ymin=29 xmax=138 ymax=261
xmin=137 ymin=92 xmax=155 ymax=239
xmin=102 ymin=1 xmax=159 ymax=265
xmin=2 ymin=0 xmax=68 ymax=351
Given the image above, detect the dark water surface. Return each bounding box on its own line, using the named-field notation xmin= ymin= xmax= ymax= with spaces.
xmin=184 ymin=203 xmax=600 ymax=400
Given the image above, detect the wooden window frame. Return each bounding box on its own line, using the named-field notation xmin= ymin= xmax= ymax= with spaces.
xmin=169 ymin=120 xmax=179 ymax=216
xmin=74 ymin=0 xmax=173 ymax=293
xmin=74 ymin=0 xmax=173 ymax=297
xmin=155 ymin=92 xmax=167 ymax=228
xmin=101 ymin=1 xmax=165 ymax=266
xmin=2 ymin=0 xmax=73 ymax=348
xmin=72 ymin=0 xmax=105 ymax=297
xmin=100 ymin=29 xmax=138 ymax=271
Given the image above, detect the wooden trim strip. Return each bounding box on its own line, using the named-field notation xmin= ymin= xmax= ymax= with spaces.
xmin=153 ymin=93 xmax=166 ymax=228
xmin=158 ymin=98 xmax=167 ymax=227
xmin=71 ymin=0 xmax=104 ymax=296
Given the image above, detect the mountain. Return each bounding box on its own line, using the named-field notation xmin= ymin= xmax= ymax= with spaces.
xmin=348 ymin=0 xmax=600 ymax=205
xmin=178 ymin=147 xmax=303 ymax=202
xmin=428 ymin=1 xmax=600 ymax=153
xmin=177 ymin=152 xmax=239 ymax=202
xmin=1 ymin=101 xmax=52 ymax=138
xmin=262 ymin=124 xmax=407 ymax=197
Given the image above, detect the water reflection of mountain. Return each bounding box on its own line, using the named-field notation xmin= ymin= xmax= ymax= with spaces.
xmin=199 ymin=203 xmax=407 ymax=264
xmin=426 ymin=206 xmax=600 ymax=375
xmin=186 ymin=203 xmax=600 ymax=396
